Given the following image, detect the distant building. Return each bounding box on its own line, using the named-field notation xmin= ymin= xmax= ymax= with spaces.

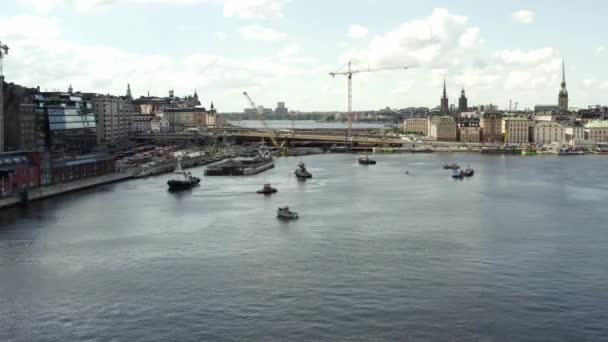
xmin=558 ymin=60 xmax=569 ymax=111
xmin=275 ymin=102 xmax=288 ymax=116
xmin=440 ymin=78 xmax=449 ymax=114
xmin=480 ymin=112 xmax=503 ymax=144
xmin=585 ymin=121 xmax=608 ymax=143
xmin=1 ymin=81 xmax=43 ymax=151
xmin=458 ymin=88 xmax=468 ymax=113
xmin=0 ymin=75 xmax=4 ymax=152
xmin=458 ymin=119 xmax=480 ymax=143
xmin=429 ymin=116 xmax=457 ymax=141
xmin=534 ymin=105 xmax=559 ymax=113
xmin=131 ymin=114 xmax=153 ymax=133
xmin=163 ymin=107 xmax=203 ymax=130
xmin=404 ymin=117 xmax=428 ymax=135
xmin=502 ymin=117 xmax=530 ymax=145
xmin=150 ymin=117 xmax=170 ymax=133
xmin=91 ymin=95 xmax=133 ymax=144
xmin=530 ymin=121 xmax=564 ymax=145
xmin=51 ymin=152 xmax=115 ymax=184
xmin=0 ymin=151 xmax=41 ymax=196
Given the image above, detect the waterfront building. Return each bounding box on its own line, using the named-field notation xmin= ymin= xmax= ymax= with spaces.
xmin=458 ymin=119 xmax=480 ymax=143
xmin=91 ymin=95 xmax=133 ymax=144
xmin=585 ymin=121 xmax=608 ymax=143
xmin=0 ymin=151 xmax=40 ymax=196
xmin=150 ymin=117 xmax=170 ymax=133
xmin=1 ymin=82 xmax=45 ymax=151
xmin=51 ymin=153 xmax=115 ymax=184
xmin=429 ymin=116 xmax=457 ymax=142
xmin=404 ymin=117 xmax=428 ymax=135
xmin=480 ymin=111 xmax=503 ymax=143
xmin=458 ymin=88 xmax=468 ymax=113
xmin=558 ymin=60 xmax=569 ymax=111
xmin=531 ymin=121 xmax=565 ymax=145
xmin=440 ymin=78 xmax=449 ymax=114
xmin=563 ymin=122 xmax=586 ymax=146
xmin=502 ymin=117 xmax=530 ymax=145
xmin=534 ymin=105 xmax=560 ymax=113
xmin=131 ymin=114 xmax=153 ymax=133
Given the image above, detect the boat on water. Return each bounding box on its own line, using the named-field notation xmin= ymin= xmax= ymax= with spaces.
xmin=205 ymin=144 xmax=274 ymax=176
xmin=443 ymin=163 xmax=460 ymax=170
xmin=257 ymin=183 xmax=278 ymax=194
xmin=463 ymin=166 xmax=474 ymax=177
xmin=167 ymin=158 xmax=201 ymax=191
xmin=277 ymin=206 xmax=299 ymax=219
xmin=521 ymin=146 xmax=537 ymax=156
xmin=358 ymin=155 xmax=376 ymax=165
xmin=558 ymin=148 xmax=585 ymax=156
xmin=294 ymin=162 xmax=312 ymax=179
xmin=451 ymin=169 xmax=464 ymax=179
xmin=481 ymin=146 xmax=522 ymax=154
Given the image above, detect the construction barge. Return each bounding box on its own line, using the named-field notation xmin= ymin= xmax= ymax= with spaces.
xmin=205 ymin=145 xmax=274 ymax=176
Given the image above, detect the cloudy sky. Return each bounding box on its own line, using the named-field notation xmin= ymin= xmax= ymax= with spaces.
xmin=1 ymin=0 xmax=606 ymax=112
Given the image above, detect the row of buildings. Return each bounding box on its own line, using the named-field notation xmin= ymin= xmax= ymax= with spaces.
xmin=1 ymin=82 xmax=225 ymax=153
xmin=405 ymin=112 xmax=608 ymax=146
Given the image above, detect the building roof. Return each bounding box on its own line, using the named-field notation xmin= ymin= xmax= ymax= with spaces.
xmin=585 ymin=120 xmax=608 ymax=128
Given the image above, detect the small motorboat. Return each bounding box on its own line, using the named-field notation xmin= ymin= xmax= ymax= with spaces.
xmin=294 ymin=162 xmax=312 ymax=179
xmin=463 ymin=167 xmax=474 ymax=177
xmin=443 ymin=163 xmax=461 ymax=170
xmin=451 ymin=169 xmax=464 ymax=179
xmin=277 ymin=206 xmax=299 ymax=219
xmin=358 ymin=155 xmax=377 ymax=165
xmin=257 ymin=183 xmax=278 ymax=194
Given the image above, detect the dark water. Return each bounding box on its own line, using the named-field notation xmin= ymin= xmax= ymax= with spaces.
xmin=1 ymin=154 xmax=608 ymax=341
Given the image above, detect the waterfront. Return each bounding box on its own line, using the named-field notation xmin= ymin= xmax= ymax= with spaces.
xmin=1 ymin=153 xmax=608 ymax=341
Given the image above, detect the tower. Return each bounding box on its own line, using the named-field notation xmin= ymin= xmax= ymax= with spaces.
xmin=558 ymin=59 xmax=568 ymax=111
xmin=68 ymin=84 xmax=73 ymax=94
xmin=458 ymin=87 xmax=468 ymax=113
xmin=126 ymin=83 xmax=132 ymax=98
xmin=440 ymin=77 xmax=449 ymax=114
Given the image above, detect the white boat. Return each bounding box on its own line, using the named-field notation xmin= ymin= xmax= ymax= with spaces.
xmin=277 ymin=206 xmax=299 ymax=219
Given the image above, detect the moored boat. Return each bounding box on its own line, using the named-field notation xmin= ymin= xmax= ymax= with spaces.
xmin=451 ymin=169 xmax=464 ymax=179
xmin=463 ymin=167 xmax=474 ymax=177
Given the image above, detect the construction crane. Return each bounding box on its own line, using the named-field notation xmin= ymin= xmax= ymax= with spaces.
xmin=329 ymin=61 xmax=416 ymax=145
xmin=0 ymin=41 xmax=9 ymax=77
xmin=242 ymin=92 xmax=284 ymax=149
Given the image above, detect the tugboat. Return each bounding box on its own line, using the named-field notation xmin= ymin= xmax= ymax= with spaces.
xmin=463 ymin=166 xmax=475 ymax=177
xmin=443 ymin=163 xmax=461 ymax=170
xmin=451 ymin=169 xmax=465 ymax=179
xmin=257 ymin=183 xmax=278 ymax=195
xmin=358 ymin=154 xmax=377 ymax=165
xmin=167 ymin=157 xmax=201 ymax=191
xmin=294 ymin=162 xmax=312 ymax=179
xmin=277 ymin=206 xmax=299 ymax=220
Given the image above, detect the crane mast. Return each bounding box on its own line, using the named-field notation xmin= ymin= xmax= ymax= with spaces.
xmin=242 ymin=92 xmax=281 ymax=149
xmin=329 ymin=61 xmax=415 ymax=145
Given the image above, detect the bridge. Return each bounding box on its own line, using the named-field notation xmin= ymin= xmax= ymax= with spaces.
xmin=132 ymin=128 xmax=405 ymax=147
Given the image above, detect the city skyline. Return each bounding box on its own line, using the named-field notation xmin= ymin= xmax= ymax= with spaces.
xmin=1 ymin=0 xmax=607 ymax=111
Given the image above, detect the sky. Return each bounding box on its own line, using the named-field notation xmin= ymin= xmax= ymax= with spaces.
xmin=0 ymin=0 xmax=607 ymax=112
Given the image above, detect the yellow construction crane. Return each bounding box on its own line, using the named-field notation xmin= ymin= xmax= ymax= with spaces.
xmin=329 ymin=61 xmax=416 ymax=144
xmin=242 ymin=91 xmax=285 ymax=149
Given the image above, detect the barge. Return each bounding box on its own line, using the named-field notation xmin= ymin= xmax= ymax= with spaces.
xmin=205 ymin=145 xmax=274 ymax=176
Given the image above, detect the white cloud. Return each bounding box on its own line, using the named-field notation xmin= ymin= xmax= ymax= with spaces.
xmin=0 ymin=15 xmax=62 ymax=40
xmin=512 ymin=10 xmax=535 ymax=24
xmin=495 ymin=47 xmax=557 ymax=65
xmin=582 ymin=78 xmax=595 ymax=88
xmin=215 ymin=32 xmax=227 ymax=40
xmin=392 ymin=80 xmax=416 ymax=94
xmin=239 ymin=25 xmax=287 ymax=41
xmin=224 ymin=0 xmax=287 ymax=19
xmin=277 ymin=45 xmax=300 ymax=57
xmin=596 ymin=46 xmax=605 ymax=54
xmin=353 ymin=8 xmax=483 ymax=68
xmin=347 ymin=25 xmax=369 ymax=39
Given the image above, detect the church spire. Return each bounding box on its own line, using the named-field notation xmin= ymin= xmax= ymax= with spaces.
xmin=126 ymin=83 xmax=132 ymax=98
xmin=561 ymin=59 xmax=566 ymax=86
xmin=68 ymin=84 xmax=73 ymax=94
xmin=443 ymin=77 xmax=447 ymax=98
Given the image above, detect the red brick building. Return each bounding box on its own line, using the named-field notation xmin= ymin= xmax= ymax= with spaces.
xmin=51 ymin=153 xmax=115 ymax=184
xmin=0 ymin=152 xmax=41 ymax=196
